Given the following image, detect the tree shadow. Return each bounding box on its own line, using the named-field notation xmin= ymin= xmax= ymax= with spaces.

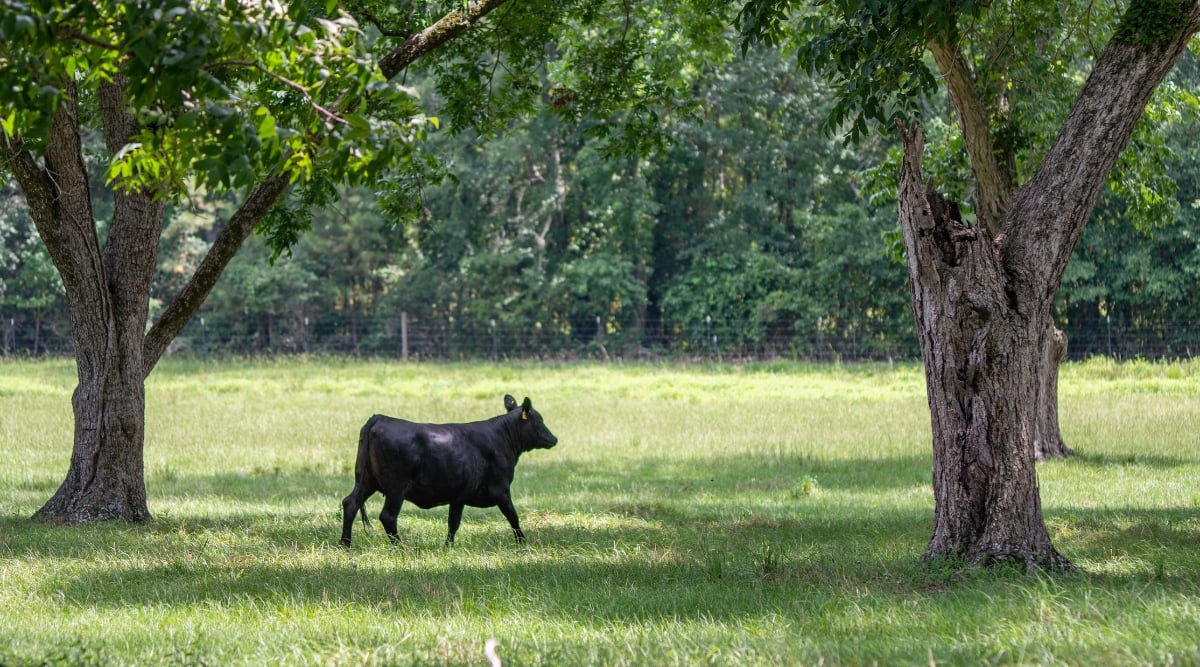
xmin=35 ymin=503 xmax=938 ymax=624
xmin=1063 ymin=452 xmax=1198 ymax=469
xmin=6 ymin=450 xmax=1198 ymax=610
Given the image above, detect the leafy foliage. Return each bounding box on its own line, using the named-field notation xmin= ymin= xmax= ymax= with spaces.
xmin=1113 ymin=0 xmax=1197 ymax=46
xmin=1 ymin=0 xmax=427 ymax=252
xmin=737 ymin=0 xmax=987 ymax=141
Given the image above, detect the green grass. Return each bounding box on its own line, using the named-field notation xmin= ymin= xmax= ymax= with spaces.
xmin=1 ymin=357 xmax=1199 ymax=666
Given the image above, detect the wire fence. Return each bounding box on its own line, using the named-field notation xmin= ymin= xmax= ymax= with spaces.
xmin=3 ymin=311 xmax=1197 ymax=362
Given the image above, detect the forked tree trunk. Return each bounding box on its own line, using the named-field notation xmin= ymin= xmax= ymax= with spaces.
xmin=896 ymin=125 xmax=1070 ymax=570
xmin=897 ymin=2 xmax=1199 ymax=569
xmin=930 ymin=39 xmax=1073 ymax=463
xmin=17 ymin=81 xmax=166 ymax=522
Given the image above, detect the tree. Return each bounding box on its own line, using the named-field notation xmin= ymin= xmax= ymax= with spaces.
xmin=382 ymin=44 xmax=913 ymax=359
xmin=0 ymin=0 xmax=477 ymax=522
xmin=741 ymin=0 xmax=1200 ymax=569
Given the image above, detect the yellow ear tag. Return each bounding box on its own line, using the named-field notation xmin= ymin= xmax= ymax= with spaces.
xmin=521 ymin=411 xmax=528 ymax=421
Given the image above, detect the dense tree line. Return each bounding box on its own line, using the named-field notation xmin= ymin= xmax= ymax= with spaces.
xmin=5 ymin=43 xmax=1196 ymax=360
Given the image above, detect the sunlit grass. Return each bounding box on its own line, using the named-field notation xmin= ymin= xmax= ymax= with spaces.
xmin=1 ymin=357 xmax=1198 ymax=665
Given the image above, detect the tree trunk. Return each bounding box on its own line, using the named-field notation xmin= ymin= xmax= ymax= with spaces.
xmin=928 ymin=38 xmax=1074 ymax=463
xmin=897 ymin=3 xmax=1199 ymax=569
xmin=3 ymin=81 xmax=163 ymax=522
xmin=897 ymin=123 xmax=1071 ymax=570
xmin=1035 ymin=324 xmax=1073 ymax=460
xmin=36 ymin=326 xmax=152 ymax=523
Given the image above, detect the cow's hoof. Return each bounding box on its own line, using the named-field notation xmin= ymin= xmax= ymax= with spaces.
xmin=339 ymin=538 xmax=351 ymax=547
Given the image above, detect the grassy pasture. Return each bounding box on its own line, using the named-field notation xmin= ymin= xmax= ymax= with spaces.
xmin=1 ymin=357 xmax=1199 ymax=666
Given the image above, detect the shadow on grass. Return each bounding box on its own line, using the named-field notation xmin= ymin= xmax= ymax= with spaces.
xmin=27 ymin=503 xmax=1200 ymax=627
xmin=1064 ymin=451 xmax=1199 ymax=469
xmin=5 ymin=452 xmax=1198 ymax=610
xmin=28 ymin=505 xmax=939 ymax=622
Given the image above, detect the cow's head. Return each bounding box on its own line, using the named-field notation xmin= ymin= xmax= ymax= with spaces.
xmin=504 ymin=394 xmax=558 ymax=450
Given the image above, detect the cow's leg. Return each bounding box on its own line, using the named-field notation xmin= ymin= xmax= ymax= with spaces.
xmin=446 ymin=503 xmax=465 ymax=546
xmin=340 ymin=482 xmax=376 ymax=547
xmin=496 ymin=496 xmax=525 ymax=543
xmin=379 ymin=494 xmax=403 ymax=544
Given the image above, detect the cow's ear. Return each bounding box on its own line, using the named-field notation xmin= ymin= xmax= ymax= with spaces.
xmin=504 ymin=395 xmax=517 ymax=411
xmin=521 ymin=397 xmax=532 ymax=420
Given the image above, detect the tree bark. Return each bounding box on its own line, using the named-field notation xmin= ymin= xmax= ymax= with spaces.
xmin=1034 ymin=325 xmax=1073 ymax=460
xmin=899 ymin=2 xmax=1200 ymax=569
xmin=377 ymin=0 xmax=511 ymax=79
xmin=928 ymin=38 xmax=1073 ymax=461
xmin=897 ymin=123 xmax=1070 ymax=570
xmin=928 ymin=40 xmax=1012 ymax=234
xmin=3 ymin=82 xmax=160 ymax=522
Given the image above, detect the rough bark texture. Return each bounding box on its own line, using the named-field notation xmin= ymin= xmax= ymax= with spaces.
xmin=3 ymin=82 xmax=159 ymax=522
xmin=900 ymin=2 xmax=1200 ymax=569
xmin=378 ymin=0 xmax=510 ymax=79
xmin=929 ymin=39 xmax=1073 ymax=459
xmin=1034 ymin=326 xmax=1073 ymax=460
xmin=897 ymin=123 xmax=1070 ymax=570
xmin=928 ymin=40 xmax=1013 ymax=234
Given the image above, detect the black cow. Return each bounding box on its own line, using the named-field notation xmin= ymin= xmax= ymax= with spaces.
xmin=340 ymin=394 xmax=558 ymax=547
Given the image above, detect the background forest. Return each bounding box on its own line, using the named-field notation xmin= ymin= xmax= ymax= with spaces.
xmin=3 ymin=42 xmax=1198 ymax=361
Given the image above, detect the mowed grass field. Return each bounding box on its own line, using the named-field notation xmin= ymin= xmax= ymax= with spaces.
xmin=1 ymin=357 xmax=1199 ymax=666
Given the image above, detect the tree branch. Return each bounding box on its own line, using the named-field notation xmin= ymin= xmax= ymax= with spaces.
xmin=143 ymin=0 xmax=514 ymax=372
xmin=354 ymin=7 xmax=413 ymax=39
xmin=99 ymin=78 xmax=166 ymax=349
xmin=204 ymin=60 xmax=348 ymax=125
xmin=41 ymin=80 xmax=104 ymax=293
xmin=999 ymin=1 xmax=1200 ymax=313
xmin=928 ymin=39 xmax=1012 ymax=235
xmin=142 ymin=172 xmax=290 ymax=374
xmin=378 ymin=0 xmax=511 ymax=79
xmin=0 ymin=134 xmax=56 ymax=233
xmin=58 ymin=28 xmax=123 ymax=52
xmin=39 ymin=83 xmax=115 ymax=416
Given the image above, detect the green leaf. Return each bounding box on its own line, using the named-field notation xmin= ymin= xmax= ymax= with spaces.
xmin=1 ymin=109 xmax=15 ymax=137
xmin=256 ymin=108 xmax=277 ymax=140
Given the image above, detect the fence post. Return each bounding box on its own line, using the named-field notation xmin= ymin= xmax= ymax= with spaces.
xmin=400 ymin=311 xmax=409 ymax=361
xmin=817 ymin=317 xmax=825 ymax=362
xmin=705 ymin=315 xmax=712 ymax=356
xmin=490 ymin=319 xmax=498 ymax=360
xmin=3 ymin=318 xmax=11 ymax=357
xmin=596 ymin=315 xmax=610 ymax=360
xmin=1106 ymin=314 xmax=1112 ymax=358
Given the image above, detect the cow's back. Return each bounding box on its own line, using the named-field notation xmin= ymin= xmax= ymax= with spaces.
xmin=364 ymin=415 xmax=510 ymax=508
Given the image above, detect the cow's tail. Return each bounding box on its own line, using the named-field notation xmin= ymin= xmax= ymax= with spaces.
xmin=354 ymin=415 xmax=379 ymax=532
